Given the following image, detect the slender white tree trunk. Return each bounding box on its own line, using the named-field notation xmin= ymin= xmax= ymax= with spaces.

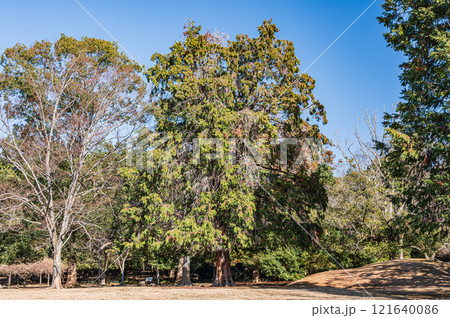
xmin=156 ymin=268 xmax=160 ymax=285
xmin=51 ymin=241 xmax=63 ymax=289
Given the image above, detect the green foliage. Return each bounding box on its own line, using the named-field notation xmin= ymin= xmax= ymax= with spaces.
xmin=378 ymin=0 xmax=450 ymax=247
xmin=324 ymin=169 xmax=403 ymax=266
xmin=0 ymin=162 xmax=17 ymax=182
xmin=117 ymin=163 xmax=179 ymax=268
xmin=142 ymin=19 xmax=331 ymax=266
xmin=0 ymin=230 xmax=48 ymax=265
xmin=241 ymin=245 xmax=336 ymax=281
xmin=252 ymin=247 xmax=308 ymax=281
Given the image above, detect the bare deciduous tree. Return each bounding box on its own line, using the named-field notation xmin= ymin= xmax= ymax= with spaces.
xmin=0 ymin=35 xmax=146 ymax=288
xmin=334 ymin=112 xmax=405 ymax=259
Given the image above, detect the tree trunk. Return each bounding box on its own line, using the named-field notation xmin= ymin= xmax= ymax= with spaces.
xmin=156 ymin=268 xmax=160 ymax=285
xmin=98 ymin=259 xmax=102 ymax=287
xmin=120 ymin=270 xmax=125 ymax=286
xmin=176 ymin=257 xmax=183 ymax=284
xmin=252 ymin=269 xmax=260 ymax=283
xmin=98 ymin=257 xmax=107 ymax=287
xmin=39 ymin=273 xmax=42 ymax=287
xmin=169 ymin=269 xmax=175 ymax=280
xmin=213 ymin=249 xmax=235 ymax=287
xmin=51 ymin=242 xmax=63 ymax=289
xmin=117 ymin=250 xmax=128 ymax=286
xmin=399 ymin=234 xmax=404 ymax=260
xmin=65 ymin=262 xmax=78 ymax=287
xmin=177 ymin=256 xmax=192 ymax=286
xmin=8 ymin=273 xmax=11 ymax=288
xmin=47 ymin=274 xmax=50 ymax=287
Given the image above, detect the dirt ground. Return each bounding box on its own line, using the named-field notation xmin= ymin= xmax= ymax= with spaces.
xmin=289 ymin=259 xmax=450 ymax=299
xmin=0 ymin=285 xmax=383 ymax=300
xmin=1 ymin=259 xmax=448 ymax=300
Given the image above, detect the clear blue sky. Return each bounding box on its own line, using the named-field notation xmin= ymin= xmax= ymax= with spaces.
xmin=0 ymin=0 xmax=404 ymax=147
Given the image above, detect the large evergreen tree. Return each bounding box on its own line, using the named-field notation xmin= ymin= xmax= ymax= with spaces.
xmin=146 ymin=20 xmax=329 ymax=286
xmin=378 ymin=0 xmax=450 ymax=250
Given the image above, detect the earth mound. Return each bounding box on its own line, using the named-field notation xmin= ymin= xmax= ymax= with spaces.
xmin=288 ymin=259 xmax=450 ymax=298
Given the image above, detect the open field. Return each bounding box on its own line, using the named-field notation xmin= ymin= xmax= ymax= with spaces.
xmin=0 ymin=285 xmax=384 ymax=300
xmin=1 ymin=259 xmax=449 ymax=300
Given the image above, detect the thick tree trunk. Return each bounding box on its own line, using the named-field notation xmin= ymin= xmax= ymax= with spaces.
xmin=51 ymin=242 xmax=63 ymax=289
xmin=65 ymin=262 xmax=78 ymax=287
xmin=177 ymin=256 xmax=192 ymax=286
xmin=65 ymin=233 xmax=78 ymax=288
xmin=8 ymin=273 xmax=11 ymax=288
xmin=213 ymin=249 xmax=235 ymax=287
